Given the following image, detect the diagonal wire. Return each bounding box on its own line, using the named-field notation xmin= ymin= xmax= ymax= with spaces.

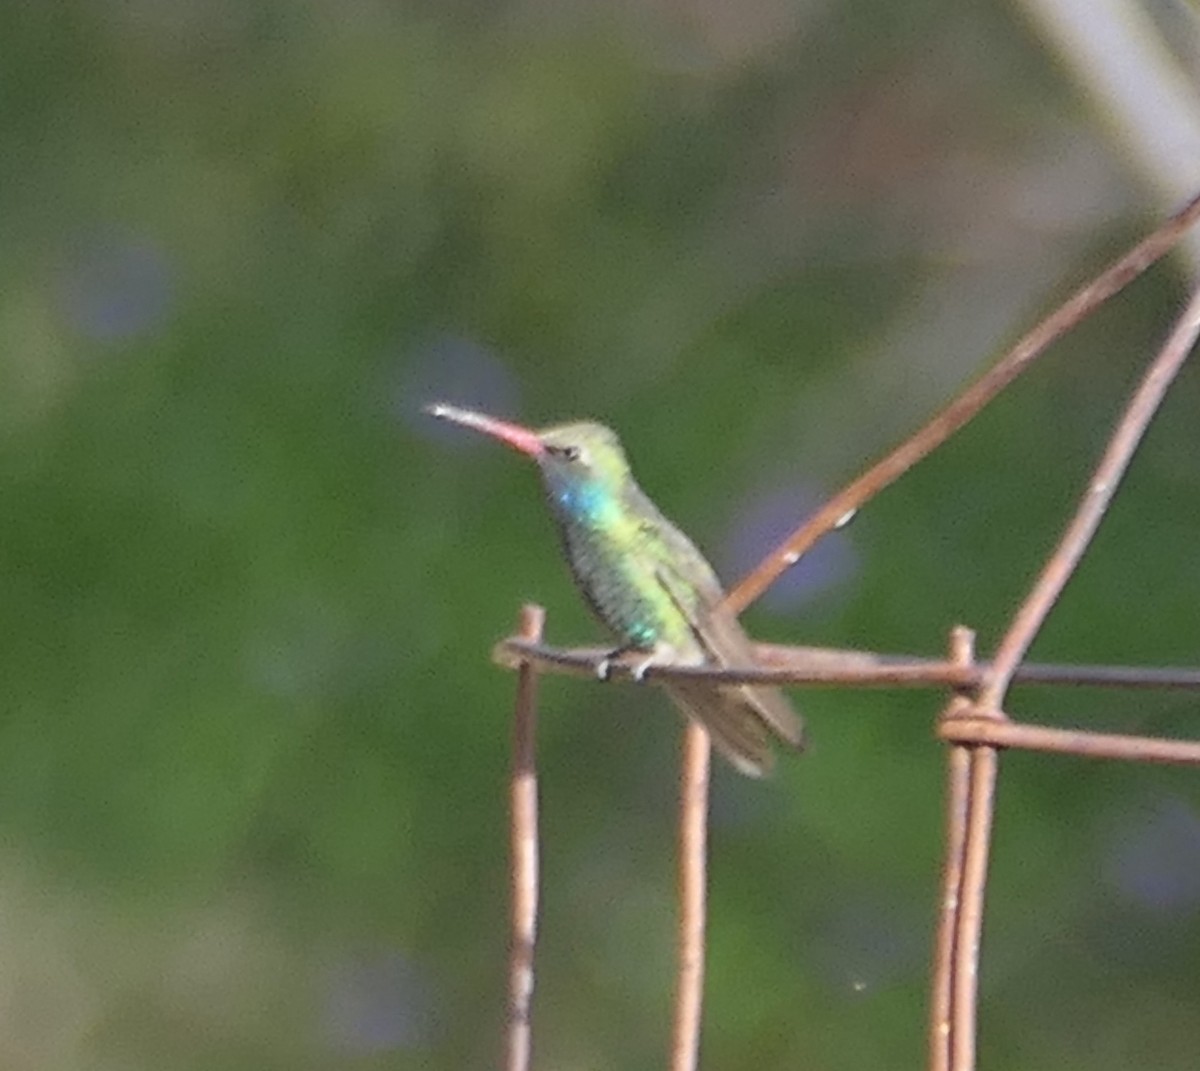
xmin=945 ymin=281 xmax=1200 ymax=1071
xmin=722 ymin=191 xmax=1200 ymax=615
xmin=980 ymin=279 xmax=1200 ymax=710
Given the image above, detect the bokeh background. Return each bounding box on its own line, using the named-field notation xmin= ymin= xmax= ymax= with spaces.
xmin=2 ymin=1 xmax=1200 ymax=1068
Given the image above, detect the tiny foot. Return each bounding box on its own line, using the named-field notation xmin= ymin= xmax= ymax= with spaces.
xmin=596 ymin=646 xmax=633 ymax=680
xmin=595 ymin=646 xmax=656 ymax=682
xmin=629 ymin=655 xmax=657 ymax=683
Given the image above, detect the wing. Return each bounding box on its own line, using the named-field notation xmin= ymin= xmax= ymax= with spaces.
xmin=627 ymin=488 xmax=725 ymax=609
xmin=653 ymin=561 xmax=805 ymax=753
xmin=628 ymin=485 xmax=805 ymax=757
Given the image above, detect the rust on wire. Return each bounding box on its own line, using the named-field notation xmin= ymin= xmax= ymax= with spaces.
xmin=506 ymin=604 xmax=545 ymax=1071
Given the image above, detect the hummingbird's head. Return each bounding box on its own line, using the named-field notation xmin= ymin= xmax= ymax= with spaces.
xmin=536 ymin=421 xmax=629 ymax=490
xmin=425 ymin=404 xmax=633 ymax=519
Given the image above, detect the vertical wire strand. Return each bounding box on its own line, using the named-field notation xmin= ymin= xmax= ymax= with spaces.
xmin=670 ymin=723 xmax=711 ymax=1071
xmin=931 ymin=745 xmax=971 ymax=1071
xmin=950 ymin=750 xmax=999 ymax=1071
xmin=930 ymin=627 xmax=977 ymax=1071
xmin=507 ymin=605 xmax=545 ymax=1071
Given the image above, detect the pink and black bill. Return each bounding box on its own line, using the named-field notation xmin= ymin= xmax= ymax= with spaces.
xmin=424 ymin=403 xmax=544 ymax=457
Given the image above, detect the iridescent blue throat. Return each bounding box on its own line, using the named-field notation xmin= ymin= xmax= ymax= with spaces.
xmin=552 ymin=478 xmax=614 ymax=526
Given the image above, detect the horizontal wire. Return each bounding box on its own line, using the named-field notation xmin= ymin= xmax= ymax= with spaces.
xmin=494 ymin=637 xmax=1200 ymax=690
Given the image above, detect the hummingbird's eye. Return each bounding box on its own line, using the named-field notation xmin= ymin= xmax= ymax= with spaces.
xmin=549 ymin=444 xmax=582 ymax=462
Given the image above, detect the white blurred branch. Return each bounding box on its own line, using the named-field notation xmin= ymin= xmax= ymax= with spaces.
xmin=1014 ymin=0 xmax=1200 ymax=269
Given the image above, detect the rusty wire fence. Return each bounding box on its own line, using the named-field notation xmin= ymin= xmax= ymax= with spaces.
xmin=493 ymin=191 xmax=1200 ymax=1071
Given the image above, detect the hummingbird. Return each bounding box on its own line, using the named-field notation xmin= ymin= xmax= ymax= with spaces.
xmin=426 ymin=403 xmax=805 ymax=777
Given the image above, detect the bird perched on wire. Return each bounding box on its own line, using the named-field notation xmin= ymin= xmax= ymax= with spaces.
xmin=427 ymin=403 xmax=805 ymax=776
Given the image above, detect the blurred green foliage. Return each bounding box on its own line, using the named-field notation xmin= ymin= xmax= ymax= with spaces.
xmin=0 ymin=1 xmax=1197 ymax=1068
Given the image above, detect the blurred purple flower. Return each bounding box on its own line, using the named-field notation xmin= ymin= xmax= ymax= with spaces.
xmin=58 ymin=230 xmax=175 ymax=343
xmin=323 ymin=951 xmax=439 ymax=1055
xmin=720 ymin=481 xmax=858 ymax=614
xmin=397 ymin=333 xmax=523 ymax=447
xmin=1103 ymin=796 xmax=1200 ymax=914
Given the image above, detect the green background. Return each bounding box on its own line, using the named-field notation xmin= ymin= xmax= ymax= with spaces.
xmin=1 ymin=2 xmax=1198 ymax=1068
